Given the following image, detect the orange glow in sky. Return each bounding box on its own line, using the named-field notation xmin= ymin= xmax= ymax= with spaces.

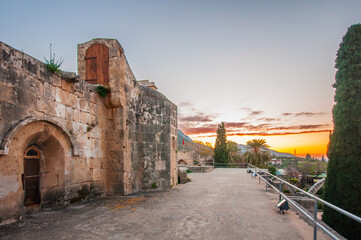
xmin=190 ymin=131 xmax=330 ymax=159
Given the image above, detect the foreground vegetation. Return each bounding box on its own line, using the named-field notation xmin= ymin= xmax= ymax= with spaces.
xmin=323 ymin=23 xmax=361 ymax=239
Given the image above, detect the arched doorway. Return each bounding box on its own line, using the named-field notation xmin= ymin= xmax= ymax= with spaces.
xmin=178 ymin=159 xmax=187 ymax=165
xmin=23 ymin=146 xmax=41 ymax=205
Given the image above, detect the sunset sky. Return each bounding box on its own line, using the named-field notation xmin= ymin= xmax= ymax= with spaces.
xmin=2 ymin=0 xmax=361 ymax=159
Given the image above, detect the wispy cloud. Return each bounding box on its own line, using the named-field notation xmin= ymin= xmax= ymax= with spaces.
xmin=178 ymin=101 xmax=193 ymax=107
xmin=180 ymin=121 xmax=332 ymax=136
xmin=179 ymin=112 xmax=218 ymax=123
xmin=179 ymin=123 xmax=217 ymax=134
xmin=282 ymin=112 xmax=325 ymax=117
xmin=241 ymin=107 xmax=265 ymax=117
xmin=257 ymin=117 xmax=281 ymax=122
xmin=227 ymin=130 xmax=332 ymax=136
xmin=249 ymin=111 xmax=264 ymax=116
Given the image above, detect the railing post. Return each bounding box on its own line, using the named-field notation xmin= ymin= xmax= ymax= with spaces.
xmin=265 ymin=176 xmax=268 ymax=192
xmin=314 ymin=200 xmax=318 ymax=240
xmin=279 ymin=182 xmax=282 ymax=200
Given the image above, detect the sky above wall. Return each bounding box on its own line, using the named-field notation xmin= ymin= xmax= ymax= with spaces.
xmin=1 ymin=0 xmax=361 ymax=158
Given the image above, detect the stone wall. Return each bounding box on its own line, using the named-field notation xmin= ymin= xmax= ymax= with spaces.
xmin=0 ymin=39 xmax=177 ymax=222
xmin=177 ymin=150 xmax=195 ymax=165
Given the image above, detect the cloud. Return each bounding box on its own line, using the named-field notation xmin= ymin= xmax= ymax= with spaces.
xmin=241 ymin=107 xmax=264 ymax=117
xmin=227 ymin=130 xmax=332 ymax=136
xmin=268 ymin=124 xmax=331 ymax=131
xmin=224 ymin=122 xmax=248 ymax=128
xmin=249 ymin=111 xmax=264 ymax=116
xmin=257 ymin=117 xmax=281 ymax=122
xmin=179 ymin=124 xmax=217 ymax=135
xmin=181 ymin=120 xmax=332 ymax=136
xmin=178 ymin=101 xmax=193 ymax=107
xmin=179 ymin=112 xmax=218 ymax=123
xmin=282 ymin=112 xmax=325 ymax=117
xmin=295 ymin=112 xmax=325 ymax=117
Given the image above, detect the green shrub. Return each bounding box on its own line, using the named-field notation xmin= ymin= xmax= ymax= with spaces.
xmin=268 ymin=165 xmax=277 ymax=175
xmin=283 ymin=189 xmax=290 ymax=193
xmin=290 ymin=178 xmax=299 ymax=184
xmin=186 ymin=169 xmax=192 ymax=173
xmin=316 ymin=186 xmax=324 ymax=196
xmin=318 ymin=201 xmax=324 ymax=210
xmin=151 ymin=182 xmax=158 ymax=189
xmin=96 ymin=85 xmax=110 ymax=98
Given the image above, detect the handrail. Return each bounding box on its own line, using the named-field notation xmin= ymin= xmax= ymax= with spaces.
xmin=247 ymin=163 xmax=361 ymax=240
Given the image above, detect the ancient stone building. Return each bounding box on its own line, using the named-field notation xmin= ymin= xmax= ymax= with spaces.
xmin=0 ymin=39 xmax=178 ymax=222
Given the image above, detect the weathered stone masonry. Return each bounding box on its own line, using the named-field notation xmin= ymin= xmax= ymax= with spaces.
xmin=0 ymin=39 xmax=177 ymax=222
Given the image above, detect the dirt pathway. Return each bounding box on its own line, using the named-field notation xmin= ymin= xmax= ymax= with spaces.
xmin=0 ymin=168 xmax=331 ymax=239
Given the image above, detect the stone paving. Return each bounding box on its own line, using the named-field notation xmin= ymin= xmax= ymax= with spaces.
xmin=0 ymin=168 xmax=331 ymax=240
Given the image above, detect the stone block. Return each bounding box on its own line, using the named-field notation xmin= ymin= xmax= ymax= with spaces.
xmin=0 ymin=82 xmax=16 ymax=104
xmin=73 ymin=109 xmax=81 ymax=122
xmin=56 ymin=88 xmax=72 ymax=106
xmin=52 ymin=75 xmax=62 ymax=87
xmin=74 ymin=81 xmax=84 ymax=92
xmin=54 ymin=102 xmax=66 ymax=119
xmin=65 ymin=106 xmax=74 ymax=121
xmin=155 ymin=161 xmax=166 ymax=171
xmin=178 ymin=167 xmax=188 ymax=184
xmin=44 ymin=82 xmax=56 ymax=100
xmin=79 ymin=99 xmax=90 ymax=112
xmin=84 ymin=149 xmax=96 ymax=158
xmin=93 ymin=168 xmax=101 ymax=181
xmin=61 ymin=80 xmax=73 ymax=92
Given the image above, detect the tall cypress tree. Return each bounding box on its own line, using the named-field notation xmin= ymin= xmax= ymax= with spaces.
xmin=323 ymin=24 xmax=361 ymax=239
xmin=214 ymin=122 xmax=229 ymax=164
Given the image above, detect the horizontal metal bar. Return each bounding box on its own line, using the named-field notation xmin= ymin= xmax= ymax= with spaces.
xmin=254 ymin=170 xmax=339 ymax=240
xmin=248 ymin=164 xmax=361 ymax=224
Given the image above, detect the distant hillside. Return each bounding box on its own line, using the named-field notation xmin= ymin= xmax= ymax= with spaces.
xmin=237 ymin=144 xmax=295 ymax=158
xmin=177 ymin=129 xmax=193 ymax=145
xmin=177 ymin=130 xmax=294 ymax=158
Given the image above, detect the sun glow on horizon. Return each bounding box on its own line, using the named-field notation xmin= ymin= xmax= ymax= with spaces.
xmin=188 ymin=131 xmax=330 ymax=159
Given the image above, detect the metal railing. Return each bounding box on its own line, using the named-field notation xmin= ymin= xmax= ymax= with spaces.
xmin=247 ymin=163 xmax=361 ymax=240
xmin=213 ymin=162 xmax=247 ymax=168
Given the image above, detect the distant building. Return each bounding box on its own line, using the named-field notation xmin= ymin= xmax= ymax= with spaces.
xmin=270 ymin=158 xmax=282 ymax=165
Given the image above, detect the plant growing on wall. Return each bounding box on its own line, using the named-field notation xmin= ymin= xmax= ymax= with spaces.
xmin=44 ymin=43 xmax=63 ymax=74
xmin=96 ymin=85 xmax=110 ymax=98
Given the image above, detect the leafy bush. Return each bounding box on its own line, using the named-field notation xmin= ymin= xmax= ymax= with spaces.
xmin=316 ymin=186 xmax=324 ymax=196
xmin=96 ymin=85 xmax=110 ymax=98
xmin=151 ymin=182 xmax=157 ymax=189
xmin=318 ymin=201 xmax=324 ymax=210
xmin=268 ymin=165 xmax=277 ymax=175
xmin=44 ymin=44 xmax=63 ymax=74
xmin=186 ymin=169 xmax=192 ymax=173
xmin=290 ymin=178 xmax=299 ymax=184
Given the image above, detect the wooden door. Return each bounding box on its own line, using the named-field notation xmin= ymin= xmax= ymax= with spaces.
xmin=85 ymin=44 xmax=109 ymax=85
xmin=24 ymin=147 xmax=41 ymax=205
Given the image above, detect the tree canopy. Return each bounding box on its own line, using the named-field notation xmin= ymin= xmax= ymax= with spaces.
xmin=243 ymin=139 xmax=271 ymax=167
xmin=323 ymin=23 xmax=361 ymax=239
xmin=213 ymin=122 xmax=229 ymax=164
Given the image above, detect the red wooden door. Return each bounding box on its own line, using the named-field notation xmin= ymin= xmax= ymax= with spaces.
xmin=85 ymin=44 xmax=109 ymax=85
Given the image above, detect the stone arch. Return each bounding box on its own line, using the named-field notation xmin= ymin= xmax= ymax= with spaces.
xmin=0 ymin=116 xmax=82 ymax=156
xmin=0 ymin=119 xmax=73 ymax=217
xmin=178 ymin=159 xmax=187 ymax=165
